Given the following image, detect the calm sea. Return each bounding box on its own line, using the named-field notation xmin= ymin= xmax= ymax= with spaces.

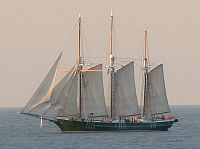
xmin=0 ymin=106 xmax=199 ymax=149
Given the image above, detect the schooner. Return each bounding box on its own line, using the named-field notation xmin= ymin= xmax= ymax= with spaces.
xmin=21 ymin=12 xmax=178 ymax=131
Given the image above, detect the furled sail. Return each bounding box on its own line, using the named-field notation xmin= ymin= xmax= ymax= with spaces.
xmin=21 ymin=53 xmax=62 ymax=116
xmin=147 ymin=64 xmax=170 ymax=115
xmin=50 ymin=68 xmax=78 ymax=117
xmin=81 ymin=64 xmax=107 ymax=117
xmin=112 ymin=61 xmax=140 ymax=118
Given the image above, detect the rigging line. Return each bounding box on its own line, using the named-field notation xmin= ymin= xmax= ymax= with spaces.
xmin=146 ymin=27 xmax=167 ymax=43
xmin=80 ymin=26 xmax=85 ymax=60
xmin=82 ymin=56 xmax=108 ymax=60
xmin=114 ymin=19 xmax=132 ymax=44
xmin=115 ymin=57 xmax=142 ymax=60
xmin=143 ymin=25 xmax=164 ymax=68
xmin=21 ymin=113 xmax=55 ymax=122
xmin=117 ymin=17 xmax=144 ymax=32
xmin=114 ymin=19 xmax=142 ymax=54
xmin=79 ymin=21 xmax=88 ymax=63
xmin=113 ymin=20 xmax=123 ymax=59
xmin=60 ymin=22 xmax=77 ymax=52
xmin=85 ymin=20 xmax=109 ymax=51
xmin=82 ymin=21 xmax=92 ymax=63
xmin=82 ymin=19 xmax=109 ymax=58
xmin=116 ymin=24 xmax=122 ymax=60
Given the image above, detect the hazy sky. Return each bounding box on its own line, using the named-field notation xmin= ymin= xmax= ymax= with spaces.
xmin=0 ymin=0 xmax=200 ymax=107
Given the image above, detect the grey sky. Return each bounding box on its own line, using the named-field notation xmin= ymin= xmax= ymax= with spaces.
xmin=0 ymin=0 xmax=199 ymax=107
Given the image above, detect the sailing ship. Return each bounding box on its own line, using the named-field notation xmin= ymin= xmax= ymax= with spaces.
xmin=21 ymin=12 xmax=178 ymax=131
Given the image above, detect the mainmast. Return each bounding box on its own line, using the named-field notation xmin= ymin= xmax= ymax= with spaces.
xmin=77 ymin=14 xmax=82 ymax=119
xmin=143 ymin=23 xmax=150 ymax=117
xmin=109 ymin=10 xmax=114 ymax=118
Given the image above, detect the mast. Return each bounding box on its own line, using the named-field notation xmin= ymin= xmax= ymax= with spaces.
xmin=109 ymin=10 xmax=114 ymax=118
xmin=143 ymin=22 xmax=150 ymax=117
xmin=77 ymin=14 xmax=82 ymax=118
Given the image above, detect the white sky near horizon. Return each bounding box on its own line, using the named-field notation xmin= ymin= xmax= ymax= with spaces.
xmin=0 ymin=0 xmax=200 ymax=107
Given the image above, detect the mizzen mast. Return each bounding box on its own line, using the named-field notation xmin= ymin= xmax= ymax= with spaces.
xmin=109 ymin=10 xmax=114 ymax=118
xmin=143 ymin=22 xmax=150 ymax=117
xmin=77 ymin=14 xmax=82 ymax=119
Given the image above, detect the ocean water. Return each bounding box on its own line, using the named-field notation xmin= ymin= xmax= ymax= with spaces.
xmin=0 ymin=106 xmax=200 ymax=149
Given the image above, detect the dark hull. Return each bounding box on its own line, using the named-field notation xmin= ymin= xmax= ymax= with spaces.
xmin=55 ymin=119 xmax=177 ymax=132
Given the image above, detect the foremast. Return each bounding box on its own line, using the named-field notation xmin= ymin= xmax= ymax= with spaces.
xmin=77 ymin=14 xmax=83 ymax=119
xmin=109 ymin=10 xmax=114 ymax=119
xmin=62 ymin=14 xmax=106 ymax=119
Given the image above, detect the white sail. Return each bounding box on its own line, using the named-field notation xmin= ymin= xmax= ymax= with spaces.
xmin=81 ymin=64 xmax=107 ymax=117
xmin=21 ymin=53 xmax=62 ymax=115
xmin=112 ymin=61 xmax=140 ymax=118
xmin=148 ymin=64 xmax=170 ymax=115
xmin=49 ymin=69 xmax=78 ymax=117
